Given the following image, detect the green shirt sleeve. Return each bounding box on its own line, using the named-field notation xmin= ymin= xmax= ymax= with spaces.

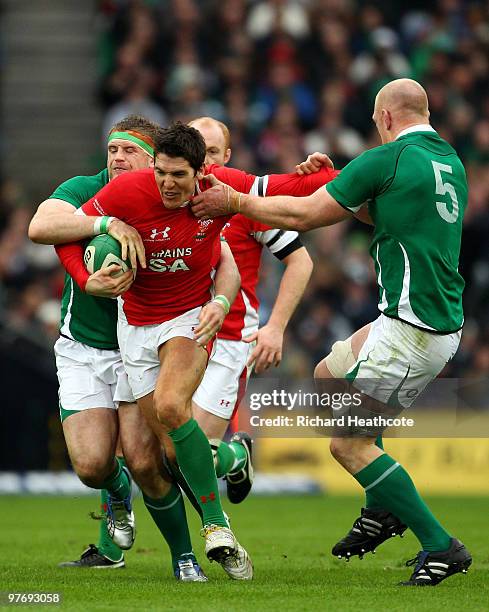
xmin=50 ymin=177 xmax=90 ymax=209
xmin=49 ymin=170 xmax=108 ymax=210
xmin=325 ymin=146 xmax=389 ymax=213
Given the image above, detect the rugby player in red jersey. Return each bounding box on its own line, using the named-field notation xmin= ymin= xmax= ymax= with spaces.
xmin=74 ymin=123 xmax=254 ymax=578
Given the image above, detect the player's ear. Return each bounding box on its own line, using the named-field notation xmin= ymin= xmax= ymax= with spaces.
xmin=196 ymin=164 xmax=206 ymax=180
xmin=224 ymin=149 xmax=231 ymax=165
xmin=381 ymin=108 xmax=392 ymax=131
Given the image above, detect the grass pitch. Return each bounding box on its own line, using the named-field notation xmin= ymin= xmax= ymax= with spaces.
xmin=1 ymin=495 xmax=488 ymax=611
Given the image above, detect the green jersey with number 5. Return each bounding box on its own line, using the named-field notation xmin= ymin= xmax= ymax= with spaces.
xmin=326 ymin=126 xmax=467 ymax=333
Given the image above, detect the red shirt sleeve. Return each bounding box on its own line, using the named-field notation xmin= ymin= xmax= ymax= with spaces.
xmin=204 ymin=164 xmax=256 ymax=193
xmin=204 ymin=164 xmax=339 ymax=197
xmin=81 ymin=173 xmax=132 ymax=217
xmin=55 ymin=242 xmax=89 ymax=291
xmin=265 ymin=167 xmax=340 ymax=196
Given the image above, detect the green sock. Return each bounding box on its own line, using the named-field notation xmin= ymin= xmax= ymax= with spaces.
xmin=355 ymin=453 xmax=451 ymax=552
xmin=168 ymin=418 xmax=227 ymax=527
xmin=100 ymin=457 xmax=131 ymax=501
xmin=214 ymin=440 xmax=248 ymax=478
xmin=143 ymin=484 xmax=196 ymax=571
xmin=167 ymin=461 xmax=203 ymax=520
xmin=97 ymin=489 xmax=124 ymax=561
xmin=365 ymin=436 xmax=384 ymax=510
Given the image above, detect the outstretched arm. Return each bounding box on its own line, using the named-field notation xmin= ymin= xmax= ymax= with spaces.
xmin=238 ymin=186 xmax=350 ymax=231
xmin=30 ymin=198 xmax=145 ymax=269
xmin=28 ymin=199 xmax=99 ymax=244
xmin=192 ymin=175 xmax=350 ymax=231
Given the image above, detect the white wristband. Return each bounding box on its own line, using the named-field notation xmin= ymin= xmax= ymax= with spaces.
xmin=212 ymin=294 xmax=231 ymax=315
xmin=93 ymin=217 xmax=103 ymax=235
xmin=93 ymin=216 xmax=116 ymax=235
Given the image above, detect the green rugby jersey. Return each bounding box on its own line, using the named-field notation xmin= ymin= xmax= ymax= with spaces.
xmin=51 ymin=168 xmax=119 ymax=349
xmin=326 ymin=126 xmax=467 ymax=333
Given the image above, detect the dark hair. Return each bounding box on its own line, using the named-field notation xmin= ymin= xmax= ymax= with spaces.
xmin=153 ymin=121 xmax=206 ymax=172
xmin=109 ymin=115 xmax=160 ymax=142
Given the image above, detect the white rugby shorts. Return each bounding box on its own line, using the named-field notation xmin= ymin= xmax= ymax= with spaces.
xmin=193 ymin=338 xmax=254 ymax=420
xmin=54 ymin=336 xmax=134 ymax=415
xmin=118 ymin=305 xmax=204 ymax=400
xmin=346 ymin=314 xmax=461 ymax=408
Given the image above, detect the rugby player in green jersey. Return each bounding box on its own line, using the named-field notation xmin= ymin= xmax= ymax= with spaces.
xmin=28 ymin=116 xmax=222 ymax=581
xmin=191 ymin=78 xmax=472 ymax=586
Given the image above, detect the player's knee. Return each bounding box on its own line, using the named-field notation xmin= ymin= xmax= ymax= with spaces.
xmin=320 ymin=339 xmax=355 ymax=379
xmin=124 ymin=450 xmax=153 ymax=481
xmin=72 ymin=457 xmax=111 ymax=488
xmin=314 ymin=359 xmax=331 ymax=379
xmin=154 ymin=393 xmax=187 ymax=429
xmin=329 ymin=437 xmax=354 ymax=465
xmin=129 ymin=458 xmax=166 ymax=495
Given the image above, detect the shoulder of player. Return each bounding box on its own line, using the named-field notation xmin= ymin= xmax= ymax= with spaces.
xmin=56 ymin=168 xmax=107 ymax=190
xmin=103 ymin=168 xmax=156 ymax=201
xmin=342 ymin=141 xmax=407 ymax=177
xmin=110 ymin=168 xmax=153 ymax=186
xmin=201 ymin=164 xmax=226 ymax=185
xmin=204 ymin=163 xmax=221 ymax=175
xmin=363 ymin=141 xmax=401 ymax=160
xmin=50 ymin=169 xmax=109 ymax=208
xmin=400 ymin=132 xmax=460 ymax=159
xmin=202 ymin=164 xmax=254 ymax=192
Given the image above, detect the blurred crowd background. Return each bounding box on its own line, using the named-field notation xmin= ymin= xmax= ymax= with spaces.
xmin=2 ymin=1 xmax=489 ymax=468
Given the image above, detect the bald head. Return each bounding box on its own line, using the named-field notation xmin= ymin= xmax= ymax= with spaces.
xmin=373 ymin=79 xmax=430 ymax=143
xmin=188 ymin=117 xmax=231 ymax=166
xmin=376 ymin=79 xmax=429 ymax=117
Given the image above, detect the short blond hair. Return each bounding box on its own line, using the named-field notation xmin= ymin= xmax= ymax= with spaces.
xmin=189 ymin=117 xmax=231 ymax=149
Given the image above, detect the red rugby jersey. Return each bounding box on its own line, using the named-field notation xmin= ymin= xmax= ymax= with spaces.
xmin=80 ymin=168 xmax=228 ymax=325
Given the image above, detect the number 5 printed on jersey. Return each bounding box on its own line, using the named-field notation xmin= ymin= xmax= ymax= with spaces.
xmin=431 ymin=160 xmax=459 ymax=223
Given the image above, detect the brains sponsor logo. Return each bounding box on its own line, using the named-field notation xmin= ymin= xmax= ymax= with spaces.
xmin=151 ymin=247 xmax=192 ymax=258
xmin=148 ymin=247 xmax=192 ymax=272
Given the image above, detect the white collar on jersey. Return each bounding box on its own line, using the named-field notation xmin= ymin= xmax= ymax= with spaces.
xmin=395 ymin=124 xmax=436 ymax=139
